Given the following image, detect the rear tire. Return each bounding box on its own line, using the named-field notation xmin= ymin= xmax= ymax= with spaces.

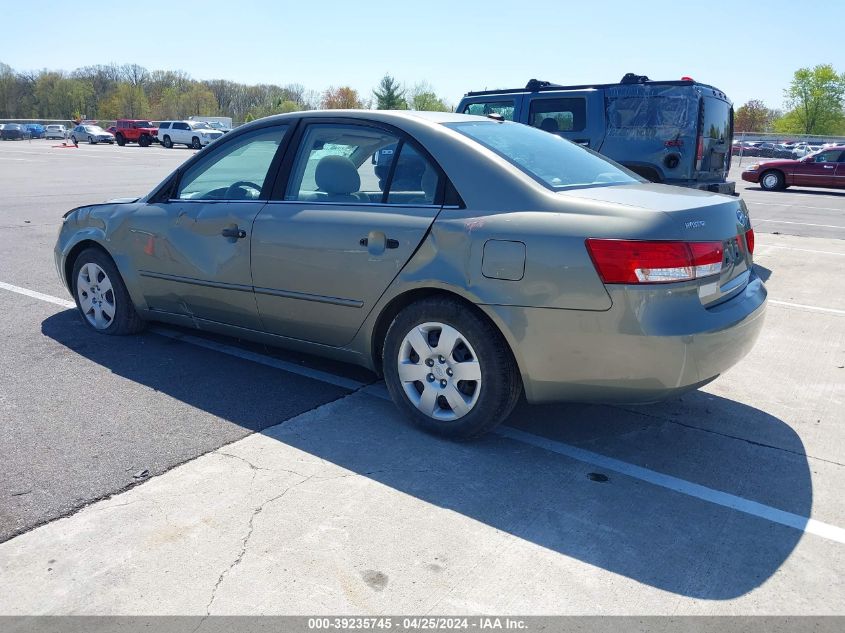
xmin=71 ymin=248 xmax=145 ymax=335
xmin=383 ymin=297 xmax=522 ymax=439
xmin=115 ymin=134 xmax=125 ymax=146
xmin=760 ymin=170 xmax=785 ymax=191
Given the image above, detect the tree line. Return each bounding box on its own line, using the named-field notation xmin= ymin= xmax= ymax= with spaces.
xmin=0 ymin=62 xmax=453 ymax=123
xmin=735 ymin=64 xmax=845 ymax=135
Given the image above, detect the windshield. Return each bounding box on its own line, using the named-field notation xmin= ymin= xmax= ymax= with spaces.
xmin=190 ymin=121 xmax=212 ymax=130
xmin=446 ymin=121 xmax=640 ymax=190
xmin=85 ymin=126 xmax=105 ymax=133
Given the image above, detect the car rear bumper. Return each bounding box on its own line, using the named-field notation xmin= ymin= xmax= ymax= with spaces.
xmin=481 ymin=272 xmax=767 ymax=404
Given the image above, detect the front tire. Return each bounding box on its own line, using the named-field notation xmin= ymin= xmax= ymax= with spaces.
xmin=760 ymin=169 xmax=785 ymax=191
xmin=138 ymin=135 xmax=151 ymax=147
xmin=163 ymin=135 xmax=173 ymax=148
xmin=191 ymin=136 xmax=201 ymax=149
xmin=88 ymin=136 xmax=96 ymax=145
xmin=71 ymin=248 xmax=145 ymax=335
xmin=383 ymin=297 xmax=521 ymax=439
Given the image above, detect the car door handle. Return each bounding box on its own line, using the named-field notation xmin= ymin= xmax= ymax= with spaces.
xmin=360 ymin=237 xmax=399 ymax=249
xmin=221 ymin=227 xmax=247 ymax=239
xmin=823 ymin=165 xmax=834 ymax=169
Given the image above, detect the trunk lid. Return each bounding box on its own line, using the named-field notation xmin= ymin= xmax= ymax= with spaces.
xmin=560 ymin=183 xmax=753 ymax=305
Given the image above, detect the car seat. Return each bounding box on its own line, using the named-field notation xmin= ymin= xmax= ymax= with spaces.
xmin=314 ymin=155 xmax=369 ymax=203
xmin=539 ymin=117 xmax=559 ymax=134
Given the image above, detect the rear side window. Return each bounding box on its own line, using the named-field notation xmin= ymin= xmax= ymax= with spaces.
xmin=462 ymin=101 xmax=515 ymax=121
xmin=159 ymin=122 xmax=171 ymax=129
xmin=528 ymin=97 xmax=586 ymax=132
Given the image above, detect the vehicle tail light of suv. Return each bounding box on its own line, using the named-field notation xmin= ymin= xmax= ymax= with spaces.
xmin=585 ymin=239 xmax=724 ymax=284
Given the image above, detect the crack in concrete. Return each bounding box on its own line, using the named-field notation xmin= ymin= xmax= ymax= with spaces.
xmin=204 ymin=474 xmax=315 ymax=616
xmin=609 ymin=404 xmax=845 ymax=468
xmin=215 ymin=451 xmax=307 ymax=478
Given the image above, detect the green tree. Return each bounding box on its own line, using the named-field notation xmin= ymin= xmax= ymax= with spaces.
xmin=409 ymin=82 xmax=450 ymax=112
xmin=100 ymin=83 xmax=150 ymax=119
xmin=781 ymin=64 xmax=845 ymax=134
xmin=734 ymin=99 xmax=775 ymax=132
xmin=373 ymin=74 xmax=406 ymax=110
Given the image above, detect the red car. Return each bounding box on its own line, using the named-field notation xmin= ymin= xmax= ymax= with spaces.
xmin=742 ymin=146 xmax=845 ymax=190
xmin=114 ymin=119 xmax=158 ymax=147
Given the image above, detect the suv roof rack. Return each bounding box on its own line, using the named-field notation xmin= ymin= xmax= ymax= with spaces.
xmin=464 ymin=77 xmax=721 ymax=98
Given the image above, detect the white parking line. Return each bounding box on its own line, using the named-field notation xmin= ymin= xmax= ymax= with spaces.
xmin=149 ymin=327 xmax=366 ymax=391
xmin=0 ymin=281 xmax=74 ymax=308
xmin=757 ymin=244 xmax=845 ymax=256
xmin=2 ymin=280 xmax=845 ymax=545
xmin=497 ymin=427 xmax=845 ymax=545
xmin=747 ymin=202 xmax=843 ymax=213
xmin=768 ymin=300 xmax=845 ymax=316
xmin=755 ymin=219 xmax=845 ymax=230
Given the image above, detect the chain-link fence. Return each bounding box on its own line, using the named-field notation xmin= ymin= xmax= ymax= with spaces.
xmin=733 ymin=131 xmax=845 ymax=166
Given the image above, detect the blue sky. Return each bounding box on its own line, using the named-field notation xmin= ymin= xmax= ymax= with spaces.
xmin=1 ymin=0 xmax=841 ymax=110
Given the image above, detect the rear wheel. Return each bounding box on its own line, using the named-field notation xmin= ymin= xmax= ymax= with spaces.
xmin=71 ymin=248 xmax=144 ymax=335
xmin=191 ymin=136 xmax=201 ymax=149
xmin=163 ymin=135 xmax=173 ymax=149
xmin=383 ymin=297 xmax=522 ymax=439
xmin=760 ymin=170 xmax=785 ymax=191
xmin=115 ymin=133 xmax=125 ymax=146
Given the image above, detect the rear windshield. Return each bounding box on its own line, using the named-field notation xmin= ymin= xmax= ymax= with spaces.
xmin=446 ymin=121 xmax=640 ymax=191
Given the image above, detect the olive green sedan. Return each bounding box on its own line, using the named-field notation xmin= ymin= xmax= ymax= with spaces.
xmin=55 ymin=111 xmax=766 ymax=438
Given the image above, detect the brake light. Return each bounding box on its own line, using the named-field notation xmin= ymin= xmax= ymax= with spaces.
xmin=745 ymin=228 xmax=755 ymax=254
xmin=696 ymin=135 xmax=704 ymax=161
xmin=664 ymin=139 xmax=684 ymax=147
xmin=585 ymin=239 xmax=723 ymax=284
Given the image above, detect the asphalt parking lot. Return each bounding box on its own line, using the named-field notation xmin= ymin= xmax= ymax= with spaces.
xmin=0 ymin=139 xmax=843 ymax=615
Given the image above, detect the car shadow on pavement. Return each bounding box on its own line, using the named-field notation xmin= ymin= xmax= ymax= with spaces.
xmin=41 ymin=311 xmax=812 ymax=601
xmin=754 ymin=264 xmax=773 ymax=282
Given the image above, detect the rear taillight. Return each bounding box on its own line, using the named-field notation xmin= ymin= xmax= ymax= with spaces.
xmin=585 ymin=239 xmax=723 ymax=284
xmin=745 ymin=229 xmax=755 ymax=254
xmin=696 ymin=135 xmax=704 ymax=161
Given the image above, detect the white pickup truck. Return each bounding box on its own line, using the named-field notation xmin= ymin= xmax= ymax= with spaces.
xmin=156 ymin=120 xmax=225 ymax=149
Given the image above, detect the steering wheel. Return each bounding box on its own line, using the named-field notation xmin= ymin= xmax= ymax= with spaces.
xmin=224 ymin=180 xmax=262 ymax=200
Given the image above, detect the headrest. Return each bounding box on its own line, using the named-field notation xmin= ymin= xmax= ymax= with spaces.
xmin=315 ymin=155 xmax=360 ymax=194
xmin=539 ymin=117 xmax=559 ymax=133
xmin=420 ymin=165 xmax=438 ymax=199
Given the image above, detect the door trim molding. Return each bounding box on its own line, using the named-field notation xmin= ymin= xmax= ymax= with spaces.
xmin=138 ymin=270 xmax=253 ymax=293
xmin=254 ymin=285 xmax=363 ymax=308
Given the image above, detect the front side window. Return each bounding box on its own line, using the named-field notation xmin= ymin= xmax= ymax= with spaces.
xmin=447 ymin=120 xmax=640 ymax=191
xmin=175 ymin=125 xmax=288 ymax=201
xmin=529 ymin=98 xmax=586 ymax=133
xmin=462 ymin=100 xmax=515 ymax=121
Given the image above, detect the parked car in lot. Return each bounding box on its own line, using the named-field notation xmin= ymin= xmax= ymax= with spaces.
xmin=55 ymin=111 xmax=765 ymax=438
xmin=1 ymin=123 xmax=31 ymax=140
xmin=45 ymin=124 xmax=68 ymax=139
xmin=25 ymin=123 xmax=46 ymax=139
xmin=156 ymin=120 xmax=225 ymax=149
xmin=791 ymin=143 xmax=822 ymax=159
xmin=742 ymin=146 xmax=845 ymax=190
xmin=70 ymin=124 xmax=115 ymax=145
xmin=114 ymin=119 xmax=158 ymax=146
xmin=458 ymin=74 xmax=736 ymax=194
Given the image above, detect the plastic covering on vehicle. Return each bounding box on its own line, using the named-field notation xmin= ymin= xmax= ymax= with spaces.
xmin=605 ymin=84 xmax=698 ymax=141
